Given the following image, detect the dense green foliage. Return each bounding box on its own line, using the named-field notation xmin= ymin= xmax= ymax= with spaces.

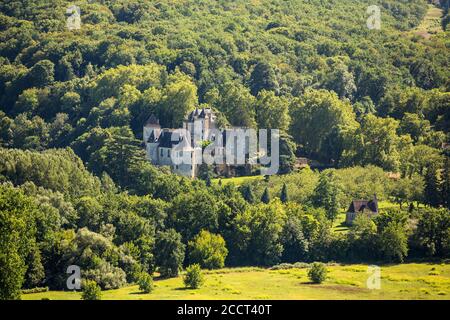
xmin=155 ymin=229 xmax=186 ymax=278
xmin=0 ymin=185 xmax=37 ymax=299
xmin=136 ymin=272 xmax=154 ymax=294
xmin=183 ymin=264 xmax=204 ymax=289
xmin=0 ymin=0 xmax=448 ymax=168
xmin=0 ymin=0 xmax=449 ymax=299
xmin=188 ymin=230 xmax=228 ymax=269
xmin=81 ymin=280 xmax=102 ymax=300
xmin=308 ymin=262 xmax=327 ymax=284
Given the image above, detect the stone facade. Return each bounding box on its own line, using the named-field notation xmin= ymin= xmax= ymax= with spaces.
xmin=143 ymin=108 xmax=251 ymax=178
xmin=345 ymin=194 xmax=379 ymax=225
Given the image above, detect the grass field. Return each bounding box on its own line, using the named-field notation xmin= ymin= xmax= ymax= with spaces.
xmin=23 ymin=263 xmax=450 ymax=300
xmin=413 ymin=4 xmax=444 ymax=39
xmin=332 ymin=213 xmax=348 ymax=233
xmin=212 ymin=176 xmax=264 ymax=186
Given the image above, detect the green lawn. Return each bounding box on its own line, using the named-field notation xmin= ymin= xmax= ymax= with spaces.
xmin=413 ymin=4 xmax=444 ymax=39
xmin=332 ymin=213 xmax=349 ymax=233
xmin=23 ymin=263 xmax=450 ymax=300
xmin=212 ymin=175 xmax=264 ymax=186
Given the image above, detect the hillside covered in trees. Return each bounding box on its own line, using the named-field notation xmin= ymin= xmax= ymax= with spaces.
xmin=0 ymin=0 xmax=449 ymax=299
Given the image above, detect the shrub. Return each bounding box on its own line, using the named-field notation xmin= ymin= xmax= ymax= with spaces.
xmin=183 ymin=264 xmax=204 ymax=289
xmin=270 ymin=262 xmax=311 ymax=270
xmin=81 ymin=280 xmax=102 ymax=300
xmin=137 ymin=272 xmax=154 ymax=293
xmin=307 ymin=262 xmax=327 ymax=284
xmin=22 ymin=287 xmax=49 ymax=294
xmin=188 ymin=230 xmax=228 ymax=269
xmin=83 ymin=262 xmax=127 ymax=290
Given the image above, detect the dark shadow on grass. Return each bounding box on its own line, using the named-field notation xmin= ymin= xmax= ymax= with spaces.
xmin=153 ymin=275 xmax=177 ymax=281
xmin=130 ymin=291 xmax=147 ymax=295
xmin=174 ymin=287 xmax=192 ymax=291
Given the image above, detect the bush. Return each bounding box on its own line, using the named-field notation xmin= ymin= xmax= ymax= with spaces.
xmin=307 ymin=262 xmax=327 ymax=284
xmin=270 ymin=262 xmax=311 ymax=270
xmin=83 ymin=262 xmax=127 ymax=290
xmin=188 ymin=230 xmax=228 ymax=269
xmin=22 ymin=287 xmax=49 ymax=294
xmin=183 ymin=264 xmax=204 ymax=289
xmin=137 ymin=272 xmax=154 ymax=293
xmin=81 ymin=280 xmax=102 ymax=300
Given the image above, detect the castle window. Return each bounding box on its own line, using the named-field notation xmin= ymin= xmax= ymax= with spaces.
xmin=168 ymin=149 xmax=171 ymax=157
xmin=160 ymin=149 xmax=163 ymax=157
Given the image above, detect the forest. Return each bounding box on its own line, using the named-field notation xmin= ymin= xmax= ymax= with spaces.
xmin=0 ymin=0 xmax=449 ymax=299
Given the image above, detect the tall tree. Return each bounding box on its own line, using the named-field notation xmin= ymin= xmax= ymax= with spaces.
xmin=159 ymin=72 xmax=197 ymax=128
xmin=289 ymin=89 xmax=357 ymax=163
xmin=424 ymin=162 xmax=442 ymax=207
xmin=28 ymin=60 xmax=54 ymax=88
xmin=255 ymin=90 xmax=290 ymax=130
xmin=155 ymin=229 xmax=185 ymax=278
xmin=217 ymin=82 xmax=256 ymax=128
xmin=442 ymin=157 xmax=450 ymax=209
xmin=0 ymin=185 xmax=37 ymax=300
xmin=240 ymin=184 xmax=255 ymax=204
xmin=280 ymin=183 xmax=289 ymax=203
xmin=342 ymin=114 xmax=403 ymax=172
xmin=414 ymin=208 xmax=450 ymax=257
xmin=378 ymin=221 xmax=408 ymax=262
xmin=261 ymin=187 xmax=271 ymax=204
xmin=249 ymin=61 xmax=279 ymax=96
xmin=324 ymin=61 xmax=356 ymax=101
xmin=170 ymin=190 xmax=220 ymax=241
xmin=313 ymin=171 xmax=342 ymax=222
xmin=89 ymin=127 xmax=147 ymax=188
xmin=233 ymin=201 xmax=286 ymax=265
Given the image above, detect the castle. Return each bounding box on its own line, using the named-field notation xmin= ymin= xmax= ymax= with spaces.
xmin=143 ymin=108 xmax=252 ymax=178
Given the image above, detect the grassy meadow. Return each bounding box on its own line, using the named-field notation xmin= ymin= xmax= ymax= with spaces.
xmin=23 ymin=263 xmax=450 ymax=300
xmin=212 ymin=176 xmax=264 ymax=186
xmin=413 ymin=4 xmax=444 ymax=39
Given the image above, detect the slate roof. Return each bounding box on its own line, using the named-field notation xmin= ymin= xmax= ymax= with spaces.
xmin=347 ymin=196 xmax=378 ymax=214
xmin=157 ymin=130 xmax=177 ymax=148
xmin=145 ymin=114 xmax=160 ymax=127
xmin=188 ymin=108 xmax=199 ymax=121
xmin=187 ymin=108 xmax=213 ymax=120
xmin=156 ymin=129 xmax=192 ymax=149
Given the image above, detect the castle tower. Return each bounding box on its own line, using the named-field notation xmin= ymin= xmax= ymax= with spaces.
xmin=143 ymin=115 xmax=161 ymax=163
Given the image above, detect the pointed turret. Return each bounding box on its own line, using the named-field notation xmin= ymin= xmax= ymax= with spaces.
xmin=145 ymin=114 xmax=160 ymax=127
